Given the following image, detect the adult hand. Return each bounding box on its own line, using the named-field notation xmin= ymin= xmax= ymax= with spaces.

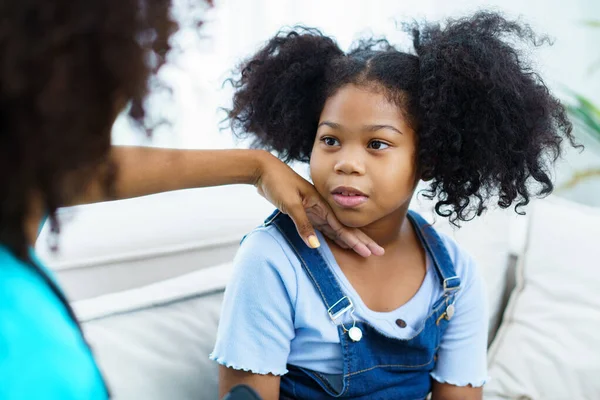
xmin=254 ymin=151 xmax=384 ymax=257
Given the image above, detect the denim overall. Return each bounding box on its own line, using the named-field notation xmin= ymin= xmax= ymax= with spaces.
xmin=263 ymin=209 xmax=461 ymax=400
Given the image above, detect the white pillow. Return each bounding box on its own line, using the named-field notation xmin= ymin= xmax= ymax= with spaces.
xmin=74 ymin=263 xmax=233 ymax=400
xmin=485 ymin=196 xmax=600 ymax=399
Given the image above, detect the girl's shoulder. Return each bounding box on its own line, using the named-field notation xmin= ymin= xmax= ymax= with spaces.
xmin=425 ymin=225 xmax=482 ymax=292
xmin=233 ymin=223 xmax=305 ymax=296
xmin=238 ymin=223 xmax=300 ymax=267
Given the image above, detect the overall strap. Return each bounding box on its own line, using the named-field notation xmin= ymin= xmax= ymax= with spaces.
xmin=263 ymin=210 xmax=354 ymax=322
xmin=407 ymin=210 xmax=461 ymax=294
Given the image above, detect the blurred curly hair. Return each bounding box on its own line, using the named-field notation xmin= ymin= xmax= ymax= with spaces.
xmin=0 ymin=0 xmax=211 ymax=259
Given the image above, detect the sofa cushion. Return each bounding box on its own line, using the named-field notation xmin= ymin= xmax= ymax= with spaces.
xmin=74 ymin=263 xmax=233 ymax=400
xmin=485 ymin=196 xmax=600 ymax=399
xmin=37 ymin=186 xmax=273 ymax=300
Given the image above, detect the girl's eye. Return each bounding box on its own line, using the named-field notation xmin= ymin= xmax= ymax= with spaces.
xmin=322 ymin=137 xmax=340 ymax=146
xmin=368 ymin=140 xmax=390 ymax=150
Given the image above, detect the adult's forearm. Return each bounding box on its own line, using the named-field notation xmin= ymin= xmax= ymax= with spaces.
xmin=72 ymin=146 xmax=267 ymax=205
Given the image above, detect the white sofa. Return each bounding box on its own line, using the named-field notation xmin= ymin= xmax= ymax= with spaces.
xmin=36 ymin=185 xmax=600 ymax=400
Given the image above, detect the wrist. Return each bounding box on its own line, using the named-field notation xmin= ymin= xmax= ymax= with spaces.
xmin=248 ymin=149 xmax=273 ymax=187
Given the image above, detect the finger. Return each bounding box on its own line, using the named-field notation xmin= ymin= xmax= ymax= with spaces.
xmin=353 ymin=229 xmax=385 ymax=256
xmin=368 ymin=242 xmax=385 ymax=256
xmin=333 ymin=223 xmax=387 ymax=257
xmin=333 ymin=239 xmax=350 ymax=250
xmin=311 ymin=200 xmax=379 ymax=257
xmin=349 ymin=240 xmax=372 ymax=257
xmin=323 ymin=213 xmax=374 ymax=257
xmin=287 ymin=204 xmax=320 ymax=249
xmin=328 ymin=224 xmax=371 ymax=257
xmin=324 ymin=207 xmax=385 ymax=256
xmin=316 ymin=224 xmax=350 ymax=249
xmin=304 ymin=191 xmax=383 ymax=256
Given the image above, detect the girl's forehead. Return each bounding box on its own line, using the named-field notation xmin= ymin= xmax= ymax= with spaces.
xmin=320 ymin=84 xmax=408 ymax=127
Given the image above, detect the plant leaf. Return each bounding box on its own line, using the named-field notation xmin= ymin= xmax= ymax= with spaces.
xmin=566 ymin=94 xmax=600 ymax=144
xmin=582 ymin=20 xmax=600 ymax=27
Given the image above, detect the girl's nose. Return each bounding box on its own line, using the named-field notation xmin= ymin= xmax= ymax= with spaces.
xmin=333 ymin=148 xmax=366 ymax=176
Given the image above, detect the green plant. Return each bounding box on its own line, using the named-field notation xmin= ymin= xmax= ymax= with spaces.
xmin=559 ymin=20 xmax=600 ymax=190
xmin=567 ymin=93 xmax=600 ymax=143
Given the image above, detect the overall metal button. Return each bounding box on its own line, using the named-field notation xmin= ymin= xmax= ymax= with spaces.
xmin=348 ymin=326 xmax=363 ymax=342
xmin=445 ymin=304 xmax=455 ymax=320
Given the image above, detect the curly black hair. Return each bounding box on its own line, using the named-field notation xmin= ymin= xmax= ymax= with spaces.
xmin=0 ymin=0 xmax=210 ymax=259
xmin=228 ymin=11 xmax=578 ymax=225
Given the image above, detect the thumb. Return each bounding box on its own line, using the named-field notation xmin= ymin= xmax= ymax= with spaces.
xmin=286 ymin=204 xmax=320 ymax=249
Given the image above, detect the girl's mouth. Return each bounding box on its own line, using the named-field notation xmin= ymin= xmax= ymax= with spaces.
xmin=331 ymin=186 xmax=368 ymax=208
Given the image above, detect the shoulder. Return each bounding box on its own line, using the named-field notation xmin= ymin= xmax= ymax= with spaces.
xmin=231 ymin=223 xmax=304 ymax=304
xmin=237 ymin=223 xmax=300 ymax=271
xmin=437 ymin=232 xmax=477 ymax=278
xmin=0 ymin=246 xmax=70 ymax=334
xmin=0 ymin=246 xmax=47 ymax=303
xmin=0 ymin=245 xmax=27 ymax=277
xmin=0 ymin=247 xmax=106 ymax=395
xmin=430 ymin=231 xmax=488 ymax=326
xmin=409 ymin=210 xmax=479 ymax=285
xmin=426 ymin=226 xmax=485 ymax=300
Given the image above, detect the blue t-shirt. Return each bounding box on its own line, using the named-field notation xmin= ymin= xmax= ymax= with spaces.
xmin=0 ymin=245 xmax=108 ymax=399
xmin=211 ymin=223 xmax=489 ymax=387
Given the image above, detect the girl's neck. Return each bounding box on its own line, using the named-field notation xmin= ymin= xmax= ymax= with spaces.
xmin=358 ymin=204 xmax=412 ymax=250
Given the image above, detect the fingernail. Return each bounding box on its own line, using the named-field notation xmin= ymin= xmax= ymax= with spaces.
xmin=308 ymin=235 xmax=321 ymax=248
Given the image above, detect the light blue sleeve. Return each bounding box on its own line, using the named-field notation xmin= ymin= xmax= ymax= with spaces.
xmin=210 ymin=228 xmax=298 ymax=376
xmin=430 ymin=252 xmax=489 ymax=387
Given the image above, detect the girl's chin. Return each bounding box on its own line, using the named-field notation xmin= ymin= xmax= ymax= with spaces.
xmin=329 ymin=208 xmax=373 ymax=229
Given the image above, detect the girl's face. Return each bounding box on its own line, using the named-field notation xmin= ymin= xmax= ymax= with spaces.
xmin=310 ymin=83 xmax=418 ymax=229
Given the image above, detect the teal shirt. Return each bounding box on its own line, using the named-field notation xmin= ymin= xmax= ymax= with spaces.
xmin=0 ymin=245 xmax=108 ymax=399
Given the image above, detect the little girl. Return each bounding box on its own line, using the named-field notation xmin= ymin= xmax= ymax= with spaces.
xmin=211 ymin=11 xmax=576 ymax=400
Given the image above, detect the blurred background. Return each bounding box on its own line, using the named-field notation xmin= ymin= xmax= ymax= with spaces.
xmin=113 ymin=0 xmax=600 ymax=206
